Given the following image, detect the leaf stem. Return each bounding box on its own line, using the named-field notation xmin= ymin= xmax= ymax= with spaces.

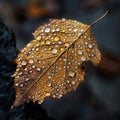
xmin=91 ymin=10 xmax=110 ymax=27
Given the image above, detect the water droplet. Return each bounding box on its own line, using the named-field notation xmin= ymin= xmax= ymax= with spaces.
xmin=32 ymin=96 xmax=35 ymax=99
xmin=29 ymin=59 xmax=34 ymax=64
xmin=68 ymin=71 xmax=76 ymax=78
xmin=78 ymin=50 xmax=83 ymax=55
xmin=21 ymin=61 xmax=27 ymax=66
xmin=41 ymin=41 xmax=45 ymax=45
xmin=78 ymin=32 xmax=82 ymax=36
xmin=15 ymin=83 xmax=19 ymax=86
xmin=25 ymin=78 xmax=29 ymax=81
xmin=88 ymin=43 xmax=93 ymax=48
xmin=63 ymin=66 xmax=66 ymax=68
xmin=16 ymin=68 xmax=20 ymax=72
xmin=66 ymin=80 xmax=70 ymax=83
xmin=20 ymin=84 xmax=23 ymax=87
xmin=54 ymin=36 xmax=60 ymax=41
xmin=60 ymin=48 xmax=64 ymax=51
xmin=45 ymin=27 xmax=50 ymax=33
xmin=68 ymin=28 xmax=72 ymax=31
xmin=73 ymin=28 xmax=78 ymax=32
xmin=58 ymin=67 xmax=62 ymax=70
xmin=47 ymin=82 xmax=52 ymax=87
xmin=29 ymin=70 xmax=32 ymax=73
xmin=85 ymin=42 xmax=88 ymax=45
xmin=46 ymin=40 xmax=51 ymax=45
xmin=67 ymin=66 xmax=70 ymax=68
xmin=62 ymin=18 xmax=66 ymax=21
xmin=56 ymin=27 xmax=60 ymax=31
xmin=52 ymin=48 xmax=58 ymax=54
xmin=36 ymin=48 xmax=39 ymax=51
xmin=32 ymin=65 xmax=35 ymax=68
xmin=36 ymin=43 xmax=40 ymax=47
xmin=52 ymin=29 xmax=55 ymax=32
xmin=84 ymin=36 xmax=87 ymax=39
xmin=81 ymin=56 xmax=86 ymax=61
xmin=48 ymin=75 xmax=51 ymax=79
xmin=68 ymin=62 xmax=71 ymax=65
xmin=64 ymin=43 xmax=70 ymax=47
xmin=36 ymin=68 xmax=41 ymax=71
xmin=32 ymin=48 xmax=35 ymax=51
xmin=63 ymin=58 xmax=67 ymax=62
xmin=18 ymin=72 xmax=22 ymax=75
xmin=46 ymin=93 xmax=50 ymax=97
xmin=36 ymin=36 xmax=41 ymax=41
xmin=80 ymin=29 xmax=84 ymax=32
xmin=72 ymin=81 xmax=76 ymax=85
xmin=58 ymin=41 xmax=62 ymax=45
xmin=27 ymin=43 xmax=32 ymax=47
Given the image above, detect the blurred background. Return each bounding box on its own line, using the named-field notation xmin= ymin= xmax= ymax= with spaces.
xmin=0 ymin=0 xmax=120 ymax=120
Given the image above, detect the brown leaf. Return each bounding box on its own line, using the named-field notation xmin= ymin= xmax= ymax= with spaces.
xmin=12 ymin=10 xmax=109 ymax=107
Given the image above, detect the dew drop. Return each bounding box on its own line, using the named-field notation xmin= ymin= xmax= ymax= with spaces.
xmin=72 ymin=81 xmax=76 ymax=85
xmin=27 ymin=43 xmax=32 ymax=47
xmin=32 ymin=65 xmax=35 ymax=68
xmin=88 ymin=43 xmax=93 ymax=48
xmin=32 ymin=96 xmax=35 ymax=99
xmin=29 ymin=59 xmax=34 ymax=64
xmin=58 ymin=41 xmax=62 ymax=45
xmin=85 ymin=42 xmax=88 ymax=45
xmin=20 ymin=84 xmax=24 ymax=87
xmin=36 ymin=68 xmax=41 ymax=71
xmin=63 ymin=58 xmax=67 ymax=62
xmin=62 ymin=18 xmax=66 ymax=21
xmin=80 ymin=29 xmax=84 ymax=32
xmin=21 ymin=61 xmax=27 ymax=66
xmin=15 ymin=83 xmax=19 ymax=86
xmin=45 ymin=27 xmax=50 ymax=33
xmin=58 ymin=94 xmax=62 ymax=98
xmin=54 ymin=36 xmax=60 ymax=41
xmin=25 ymin=78 xmax=29 ymax=82
xmin=16 ymin=68 xmax=20 ymax=72
xmin=41 ymin=41 xmax=45 ymax=45
xmin=68 ymin=61 xmax=71 ymax=65
xmin=18 ymin=72 xmax=22 ymax=76
xmin=84 ymin=36 xmax=87 ymax=39
xmin=68 ymin=71 xmax=76 ymax=78
xmin=78 ymin=32 xmax=82 ymax=36
xmin=36 ymin=36 xmax=41 ymax=41
xmin=36 ymin=48 xmax=39 ymax=51
xmin=64 ymin=43 xmax=70 ymax=47
xmin=52 ymin=48 xmax=58 ymax=54
xmin=73 ymin=28 xmax=78 ymax=32
xmin=81 ymin=56 xmax=86 ymax=61
xmin=46 ymin=40 xmax=51 ymax=45
xmin=52 ymin=29 xmax=55 ymax=32
xmin=60 ymin=47 xmax=64 ymax=51
xmin=78 ymin=50 xmax=83 ymax=55
xmin=36 ymin=43 xmax=40 ymax=47
xmin=48 ymin=75 xmax=51 ymax=79
xmin=56 ymin=27 xmax=60 ymax=31
xmin=46 ymin=93 xmax=51 ymax=97
xmin=47 ymin=82 xmax=52 ymax=87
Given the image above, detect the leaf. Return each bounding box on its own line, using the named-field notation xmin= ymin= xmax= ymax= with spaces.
xmin=12 ymin=10 xmax=109 ymax=107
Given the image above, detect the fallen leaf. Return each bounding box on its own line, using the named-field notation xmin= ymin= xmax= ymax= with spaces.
xmin=13 ymin=10 xmax=109 ymax=107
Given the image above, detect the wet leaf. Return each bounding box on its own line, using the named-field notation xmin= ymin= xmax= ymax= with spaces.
xmin=13 ymin=11 xmax=109 ymax=107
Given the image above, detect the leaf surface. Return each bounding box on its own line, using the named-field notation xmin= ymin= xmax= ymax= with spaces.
xmin=13 ymin=18 xmax=102 ymax=107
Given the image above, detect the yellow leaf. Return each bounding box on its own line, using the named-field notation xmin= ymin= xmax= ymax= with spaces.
xmin=12 ymin=10 xmax=109 ymax=107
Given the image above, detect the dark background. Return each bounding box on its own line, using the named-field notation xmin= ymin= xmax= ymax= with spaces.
xmin=0 ymin=0 xmax=120 ymax=120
